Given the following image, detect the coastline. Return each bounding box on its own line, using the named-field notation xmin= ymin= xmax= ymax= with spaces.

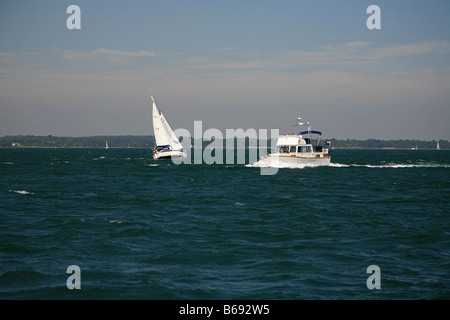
xmin=1 ymin=135 xmax=447 ymax=150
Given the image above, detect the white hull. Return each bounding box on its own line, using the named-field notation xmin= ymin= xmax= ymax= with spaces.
xmin=153 ymin=150 xmax=187 ymax=160
xmin=267 ymin=154 xmax=331 ymax=165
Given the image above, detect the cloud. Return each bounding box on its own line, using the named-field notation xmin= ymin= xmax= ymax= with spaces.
xmin=200 ymin=40 xmax=450 ymax=73
xmin=48 ymin=40 xmax=450 ymax=74
xmin=0 ymin=51 xmax=40 ymax=63
xmin=214 ymin=47 xmax=238 ymax=52
xmin=0 ymin=52 xmax=16 ymax=58
xmin=274 ymin=40 xmax=450 ymax=69
xmin=54 ymin=48 xmax=160 ymax=61
xmin=2 ymin=40 xmax=450 ymax=139
xmin=371 ymin=40 xmax=450 ymax=59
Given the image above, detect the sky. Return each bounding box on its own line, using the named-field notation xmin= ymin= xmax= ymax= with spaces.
xmin=1 ymin=0 xmax=450 ymax=140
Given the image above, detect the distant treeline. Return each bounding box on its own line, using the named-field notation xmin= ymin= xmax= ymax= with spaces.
xmin=1 ymin=135 xmax=154 ymax=148
xmin=0 ymin=135 xmax=448 ymax=149
xmin=326 ymin=138 xmax=448 ymax=149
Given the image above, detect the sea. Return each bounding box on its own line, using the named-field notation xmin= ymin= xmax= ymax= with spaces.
xmin=0 ymin=148 xmax=449 ymax=300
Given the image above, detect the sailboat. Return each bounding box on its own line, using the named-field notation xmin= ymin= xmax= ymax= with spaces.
xmin=151 ymin=93 xmax=186 ymax=160
xmin=105 ymin=141 xmax=109 ymax=149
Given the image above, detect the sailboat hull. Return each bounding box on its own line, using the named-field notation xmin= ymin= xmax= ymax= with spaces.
xmin=153 ymin=150 xmax=187 ymax=160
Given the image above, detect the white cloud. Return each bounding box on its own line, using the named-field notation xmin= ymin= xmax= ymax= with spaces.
xmin=2 ymin=40 xmax=449 ymax=137
xmin=54 ymin=47 xmax=160 ymax=61
xmin=151 ymin=40 xmax=450 ymax=74
xmin=0 ymin=52 xmax=15 ymax=58
xmin=371 ymin=40 xmax=450 ymax=59
xmin=25 ymin=40 xmax=449 ymax=74
xmin=214 ymin=47 xmax=238 ymax=52
xmin=271 ymin=40 xmax=450 ymax=70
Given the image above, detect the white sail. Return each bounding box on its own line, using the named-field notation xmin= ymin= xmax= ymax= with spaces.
xmin=151 ymin=95 xmax=183 ymax=151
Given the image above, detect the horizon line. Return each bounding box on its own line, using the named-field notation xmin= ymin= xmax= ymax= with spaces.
xmin=0 ymin=134 xmax=447 ymax=142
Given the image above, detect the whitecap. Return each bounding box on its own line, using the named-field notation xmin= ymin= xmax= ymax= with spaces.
xmin=9 ymin=190 xmax=34 ymax=195
xmin=247 ymin=158 xmax=450 ymax=169
xmin=325 ymin=163 xmax=351 ymax=168
xmin=348 ymin=163 xmax=450 ymax=169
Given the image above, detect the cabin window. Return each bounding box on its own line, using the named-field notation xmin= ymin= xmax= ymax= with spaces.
xmin=157 ymin=146 xmax=171 ymax=151
xmin=280 ymin=146 xmax=289 ymax=153
xmin=290 ymin=146 xmax=296 ymax=153
xmin=300 ymin=146 xmax=312 ymax=153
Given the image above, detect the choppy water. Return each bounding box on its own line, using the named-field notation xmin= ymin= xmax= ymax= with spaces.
xmin=0 ymin=148 xmax=449 ymax=299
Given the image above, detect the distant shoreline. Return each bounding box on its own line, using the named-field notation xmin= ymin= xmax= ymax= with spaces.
xmin=0 ymin=146 xmax=447 ymax=151
xmin=0 ymin=135 xmax=448 ymax=150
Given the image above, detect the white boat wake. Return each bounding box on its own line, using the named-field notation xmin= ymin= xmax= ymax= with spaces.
xmin=247 ymin=158 xmax=449 ymax=169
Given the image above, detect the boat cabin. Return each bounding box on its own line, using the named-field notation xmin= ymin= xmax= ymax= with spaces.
xmin=275 ymin=134 xmax=329 ymax=157
xmin=155 ymin=144 xmax=171 ymax=152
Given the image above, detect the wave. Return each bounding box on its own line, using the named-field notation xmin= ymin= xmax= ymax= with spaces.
xmin=332 ymin=163 xmax=450 ymax=169
xmin=9 ymin=190 xmax=34 ymax=195
xmin=247 ymin=158 xmax=449 ymax=169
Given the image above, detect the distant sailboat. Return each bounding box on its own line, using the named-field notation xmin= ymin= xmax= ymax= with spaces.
xmin=151 ymin=93 xmax=186 ymax=160
xmin=105 ymin=141 xmax=109 ymax=149
xmin=437 ymin=141 xmax=440 ymax=150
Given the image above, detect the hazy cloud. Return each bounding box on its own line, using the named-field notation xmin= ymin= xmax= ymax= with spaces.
xmin=371 ymin=40 xmax=450 ymax=59
xmin=54 ymin=48 xmax=160 ymax=62
xmin=2 ymin=41 xmax=449 ymax=138
xmin=17 ymin=40 xmax=448 ymax=74
xmin=214 ymin=47 xmax=238 ymax=52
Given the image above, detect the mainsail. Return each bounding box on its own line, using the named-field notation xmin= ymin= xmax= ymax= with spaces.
xmin=151 ymin=95 xmax=183 ymax=151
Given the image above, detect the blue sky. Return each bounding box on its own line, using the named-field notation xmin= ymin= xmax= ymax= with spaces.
xmin=1 ymin=0 xmax=450 ymax=139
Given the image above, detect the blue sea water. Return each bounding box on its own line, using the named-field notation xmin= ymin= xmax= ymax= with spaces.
xmin=0 ymin=148 xmax=449 ymax=300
